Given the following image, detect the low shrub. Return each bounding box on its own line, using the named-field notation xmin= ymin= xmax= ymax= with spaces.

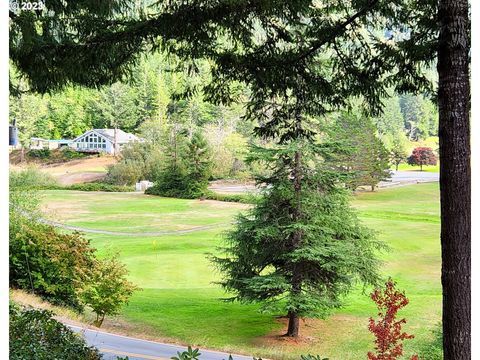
xmin=10 ymin=167 xmax=59 ymax=190
xmin=203 ymin=191 xmax=256 ymax=204
xmin=368 ymin=279 xmax=417 ymax=360
xmin=145 ymin=187 xmax=255 ymax=203
xmin=62 ymin=147 xmax=86 ymax=159
xmin=9 ymin=303 xmax=102 ymax=360
xmin=28 ymin=148 xmax=51 ymax=159
xmin=66 ymin=182 xmax=133 ymax=192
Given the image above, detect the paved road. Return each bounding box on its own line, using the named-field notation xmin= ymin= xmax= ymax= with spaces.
xmin=69 ymin=325 xmax=253 ymax=360
xmin=388 ymin=170 xmax=439 ymax=182
xmin=209 ymin=171 xmax=439 ymax=194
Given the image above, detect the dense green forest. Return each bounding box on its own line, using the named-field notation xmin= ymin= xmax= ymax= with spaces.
xmin=9 ymin=53 xmax=438 ymax=181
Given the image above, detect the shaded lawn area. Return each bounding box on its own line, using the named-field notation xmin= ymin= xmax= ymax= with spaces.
xmin=40 ymin=183 xmax=441 ymax=359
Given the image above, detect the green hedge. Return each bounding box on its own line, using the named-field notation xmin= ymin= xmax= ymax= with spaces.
xmin=145 ymin=188 xmax=256 ymax=204
xmin=39 ymin=182 xmax=133 ymax=192
xmin=65 ymin=183 xmax=133 ymax=192
xmin=203 ymin=191 xmax=256 ymax=204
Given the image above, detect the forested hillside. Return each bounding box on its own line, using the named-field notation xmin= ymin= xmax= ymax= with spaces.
xmin=10 ymin=53 xmax=438 ymax=180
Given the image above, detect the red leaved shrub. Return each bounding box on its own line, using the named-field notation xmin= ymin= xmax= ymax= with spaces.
xmin=367 ymin=279 xmax=418 ymax=360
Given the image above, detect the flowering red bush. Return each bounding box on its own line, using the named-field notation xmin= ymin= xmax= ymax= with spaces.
xmin=407 ymin=147 xmax=437 ymax=170
xmin=367 ymin=279 xmax=418 ymax=360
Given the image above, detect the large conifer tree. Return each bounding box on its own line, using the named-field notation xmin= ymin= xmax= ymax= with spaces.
xmin=213 ymin=137 xmax=383 ymax=336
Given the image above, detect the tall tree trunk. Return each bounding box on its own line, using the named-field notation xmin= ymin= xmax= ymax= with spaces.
xmin=285 ymin=150 xmax=302 ymax=337
xmin=286 ymin=310 xmax=300 ymax=337
xmin=437 ymin=0 xmax=470 ymax=358
xmin=286 ymin=137 xmax=303 ymax=337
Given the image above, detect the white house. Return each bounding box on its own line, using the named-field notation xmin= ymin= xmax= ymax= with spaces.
xmin=71 ymin=129 xmax=139 ymax=154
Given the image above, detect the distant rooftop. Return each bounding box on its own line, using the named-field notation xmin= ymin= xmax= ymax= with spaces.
xmin=92 ymin=129 xmax=138 ymax=143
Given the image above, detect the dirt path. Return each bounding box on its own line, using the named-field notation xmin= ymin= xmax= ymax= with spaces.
xmin=39 ymin=218 xmax=231 ymax=236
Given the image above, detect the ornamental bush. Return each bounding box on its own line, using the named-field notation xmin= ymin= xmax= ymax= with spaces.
xmin=367 ymin=279 xmax=417 ymax=360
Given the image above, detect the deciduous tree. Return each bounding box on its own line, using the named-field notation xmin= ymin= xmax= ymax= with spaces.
xmin=407 ymin=147 xmax=437 ymax=171
xmin=81 ymin=255 xmax=138 ymax=327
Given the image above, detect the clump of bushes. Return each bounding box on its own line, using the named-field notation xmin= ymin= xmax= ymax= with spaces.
xmin=9 ymin=303 xmax=102 ymax=360
xmin=28 ymin=148 xmax=51 ymax=159
xmin=10 ymin=222 xmax=96 ymax=310
xmin=106 ymin=159 xmax=145 ymax=185
xmin=66 ymin=182 xmax=133 ymax=192
xmin=10 ymin=169 xmax=138 ymax=324
xmin=10 ymin=220 xmax=138 ymax=320
xmin=25 ymin=148 xmax=93 ymax=163
xmin=105 ymin=142 xmax=164 ymax=185
xmin=10 ymin=167 xmax=59 ymax=189
xmin=61 ymin=147 xmax=86 ymax=159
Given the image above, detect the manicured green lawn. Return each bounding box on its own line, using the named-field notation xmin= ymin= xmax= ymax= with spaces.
xmin=391 ymin=163 xmax=439 ymax=173
xmin=42 ymin=192 xmax=244 ymax=232
xmin=41 ymin=184 xmax=441 ymax=360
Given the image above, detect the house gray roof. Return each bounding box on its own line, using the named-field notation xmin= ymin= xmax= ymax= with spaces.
xmin=91 ymin=129 xmax=138 ymax=143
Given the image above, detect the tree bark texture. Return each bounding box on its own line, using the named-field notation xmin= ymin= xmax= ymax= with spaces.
xmin=286 ymin=310 xmax=300 ymax=337
xmin=437 ymin=0 xmax=470 ymax=358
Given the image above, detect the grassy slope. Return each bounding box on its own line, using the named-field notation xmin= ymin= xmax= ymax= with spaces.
xmin=41 ymin=183 xmax=441 ymax=360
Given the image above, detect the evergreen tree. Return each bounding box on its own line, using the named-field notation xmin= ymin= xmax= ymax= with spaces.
xmin=183 ymin=131 xmax=212 ymax=197
xmin=373 ymin=95 xmax=404 ymax=137
xmin=327 ymin=112 xmax=391 ymax=191
xmin=150 ymin=123 xmax=188 ymax=197
xmin=97 ymin=83 xmax=139 ymax=132
xmin=399 ymin=95 xmax=438 ymax=141
xmin=213 ymin=140 xmax=383 ymax=336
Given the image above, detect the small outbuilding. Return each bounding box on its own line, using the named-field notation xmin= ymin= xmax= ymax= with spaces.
xmin=30 ymin=137 xmax=73 ymax=150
